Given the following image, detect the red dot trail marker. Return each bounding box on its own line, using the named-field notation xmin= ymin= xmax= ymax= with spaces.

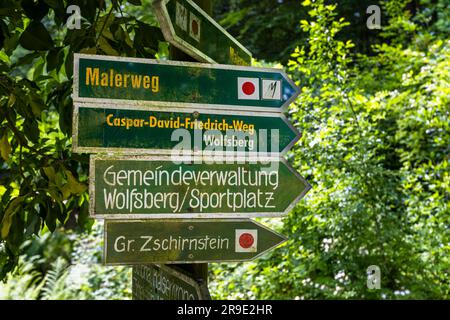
xmin=239 ymin=233 xmax=254 ymax=248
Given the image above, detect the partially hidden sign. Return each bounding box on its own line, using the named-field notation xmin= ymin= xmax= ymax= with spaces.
xmin=72 ymin=103 xmax=300 ymax=155
xmin=89 ymin=155 xmax=311 ymax=219
xmin=132 ymin=264 xmax=209 ymax=300
xmin=153 ymin=0 xmax=252 ymax=66
xmin=105 ymin=219 xmax=287 ymax=265
xmin=73 ymin=54 xmax=300 ymax=112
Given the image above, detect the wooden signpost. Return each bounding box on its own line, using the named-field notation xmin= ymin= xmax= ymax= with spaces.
xmin=71 ymin=0 xmax=310 ymax=301
xmin=73 ymin=53 xmax=300 ymax=112
xmin=153 ymin=0 xmax=252 ymax=65
xmin=72 ymin=103 xmax=300 ymax=155
xmin=132 ymin=264 xmax=210 ymax=300
xmin=105 ymin=219 xmax=287 ymax=265
xmin=89 ymin=155 xmax=310 ymax=219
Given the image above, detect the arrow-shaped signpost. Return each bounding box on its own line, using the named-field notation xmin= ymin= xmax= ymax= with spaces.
xmin=105 ymin=219 xmax=287 ymax=265
xmin=89 ymin=155 xmax=310 ymax=219
xmin=73 ymin=54 xmax=300 ymax=112
xmin=71 ymin=1 xmax=310 ymax=301
xmin=73 ymin=103 xmax=300 ymax=155
xmin=153 ymin=0 xmax=252 ymax=65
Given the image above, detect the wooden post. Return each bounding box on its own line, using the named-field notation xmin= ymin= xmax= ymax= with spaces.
xmin=168 ymin=0 xmax=213 ymax=300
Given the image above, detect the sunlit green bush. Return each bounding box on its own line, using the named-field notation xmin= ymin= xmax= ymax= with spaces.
xmin=0 ymin=222 xmax=131 ymax=300
xmin=210 ymin=0 xmax=449 ymax=300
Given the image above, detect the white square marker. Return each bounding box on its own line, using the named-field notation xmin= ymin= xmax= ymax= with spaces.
xmin=262 ymin=79 xmax=282 ymax=100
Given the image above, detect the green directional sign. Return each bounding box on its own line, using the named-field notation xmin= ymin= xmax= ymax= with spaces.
xmin=132 ymin=264 xmax=209 ymax=300
xmin=104 ymin=219 xmax=287 ymax=265
xmin=73 ymin=54 xmax=300 ymax=112
xmin=73 ymin=103 xmax=300 ymax=155
xmin=90 ymin=155 xmax=311 ymax=219
xmin=153 ymin=0 xmax=252 ymax=66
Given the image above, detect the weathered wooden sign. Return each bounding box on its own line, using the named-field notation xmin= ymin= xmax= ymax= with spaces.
xmin=72 ymin=103 xmax=300 ymax=155
xmin=105 ymin=219 xmax=287 ymax=265
xmin=153 ymin=0 xmax=252 ymax=65
xmin=73 ymin=54 xmax=300 ymax=112
xmin=132 ymin=264 xmax=209 ymax=300
xmin=89 ymin=155 xmax=311 ymax=219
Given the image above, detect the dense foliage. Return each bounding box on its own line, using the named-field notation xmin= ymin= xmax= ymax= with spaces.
xmin=210 ymin=0 xmax=449 ymax=299
xmin=0 ymin=222 xmax=130 ymax=299
xmin=0 ymin=0 xmax=164 ymax=281
xmin=214 ymin=0 xmax=450 ymax=63
xmin=0 ymin=0 xmax=448 ymax=299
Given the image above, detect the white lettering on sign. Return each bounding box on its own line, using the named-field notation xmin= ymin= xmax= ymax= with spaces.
xmin=113 ymin=234 xmax=230 ymax=253
xmin=114 ymin=236 xmax=135 ymax=252
xmin=176 ymin=2 xmax=188 ymax=32
xmin=189 ymin=189 xmax=276 ymax=212
xmin=100 ymin=165 xmax=280 ymax=213
xmin=170 ymin=129 xmax=280 ymax=161
xmin=203 ymin=133 xmax=255 ymax=151
xmin=103 ymin=165 xmax=279 ymax=189
xmin=97 ymin=163 xmax=286 ymax=214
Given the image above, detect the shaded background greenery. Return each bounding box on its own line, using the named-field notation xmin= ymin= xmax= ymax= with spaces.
xmin=0 ymin=0 xmax=448 ymax=299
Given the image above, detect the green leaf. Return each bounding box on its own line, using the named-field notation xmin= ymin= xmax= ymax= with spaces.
xmin=7 ymin=93 xmax=15 ymax=108
xmin=44 ymin=0 xmax=69 ymax=25
xmin=1 ymin=197 xmax=23 ymax=239
xmin=96 ymin=14 xmax=115 ymax=41
xmin=43 ymin=166 xmax=56 ymax=183
xmin=302 ymin=0 xmax=311 ymax=7
xmin=24 ymin=210 xmax=40 ymax=237
xmin=0 ymin=133 xmax=11 ymax=161
xmin=61 ymin=170 xmax=87 ymax=199
xmin=98 ymin=36 xmax=119 ymax=56
xmin=64 ymin=51 xmax=73 ymax=78
xmin=32 ymin=57 xmax=45 ymax=81
xmin=29 ymin=95 xmax=45 ymax=117
xmin=46 ymin=47 xmax=63 ymax=72
xmin=0 ymin=50 xmax=10 ymax=64
xmin=2 ymin=28 xmax=20 ymax=56
xmin=77 ymin=198 xmax=93 ymax=230
xmin=19 ymin=21 xmax=54 ymax=51
xmin=0 ymin=20 xmax=6 ymax=49
xmin=79 ymin=47 xmax=97 ymax=54
xmin=55 ymin=202 xmax=66 ymax=224
xmin=45 ymin=202 xmax=57 ymax=232
xmin=23 ymin=119 xmax=40 ymax=143
xmin=12 ymin=51 xmax=41 ymax=68
xmin=136 ymin=22 xmax=164 ymax=49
